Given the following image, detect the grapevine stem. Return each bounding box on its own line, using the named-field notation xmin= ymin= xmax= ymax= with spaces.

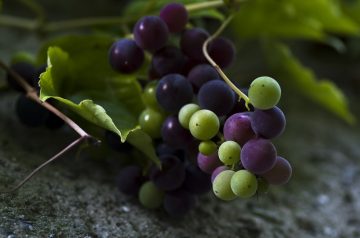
xmin=202 ymin=14 xmax=251 ymax=110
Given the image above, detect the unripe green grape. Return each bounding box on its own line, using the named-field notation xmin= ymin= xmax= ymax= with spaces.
xmin=178 ymin=103 xmax=200 ymax=129
xmin=189 ymin=109 xmax=219 ymax=140
xmin=139 ymin=108 xmax=164 ymax=138
xmin=230 ymin=170 xmax=258 ymax=198
xmin=142 ymin=81 xmax=162 ymax=110
xmin=199 ymin=140 xmax=217 ymax=156
xmin=248 ymin=76 xmax=281 ymax=110
xmin=138 ymin=181 xmax=164 ymax=209
xmin=212 ymin=170 xmax=237 ymax=201
xmin=257 ymin=177 xmax=269 ymax=194
xmin=11 ymin=52 xmax=35 ymax=65
xmin=218 ymin=141 xmax=241 ymax=166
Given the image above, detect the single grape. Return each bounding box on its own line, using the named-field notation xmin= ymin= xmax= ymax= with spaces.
xmin=138 ymin=181 xmax=164 ymax=209
xmin=142 ymin=81 xmax=162 ymax=110
xmin=178 ymin=103 xmax=200 ymax=129
xmin=197 ymin=152 xmax=222 ymax=174
xmin=257 ymin=177 xmax=270 ymax=194
xmin=248 ymin=76 xmax=281 ymax=110
xmin=156 ymin=74 xmax=193 ymax=112
xmin=198 ymin=80 xmax=236 ymax=116
xmin=139 ymin=108 xmax=165 ymax=139
xmin=218 ymin=141 xmax=241 ymax=166
xmin=251 ymin=106 xmax=286 ymax=139
xmin=241 ymin=138 xmax=277 ymax=174
xmin=133 ymin=16 xmax=169 ymax=52
xmin=164 ymin=189 xmax=196 ymax=217
xmin=198 ymin=140 xmax=217 ymax=156
xmin=7 ymin=62 xmax=36 ymax=92
xmin=161 ymin=116 xmax=193 ymax=149
xmin=230 ymin=170 xmax=258 ymax=198
xmin=10 ymin=52 xmax=34 ymax=65
xmin=187 ymin=64 xmax=219 ymax=90
xmin=109 ymin=39 xmax=144 ymax=74
xmin=211 ymin=165 xmax=228 ymax=183
xmin=208 ymin=37 xmax=235 ymax=68
xmin=159 ymin=3 xmax=188 ymax=33
xmin=183 ymin=164 xmax=212 ymax=195
xmin=151 ymin=46 xmax=186 ymax=77
xmin=105 ymin=130 xmax=132 ymax=152
xmin=15 ymin=94 xmax=49 ymax=127
xmin=261 ymin=156 xmax=292 ymax=185
xmin=212 ymin=170 xmax=237 ymax=201
xmin=189 ymin=109 xmax=219 ymax=140
xmin=116 ymin=165 xmax=145 ymax=196
xmin=180 ymin=28 xmax=209 ymax=61
xmin=223 ymin=112 xmax=256 ymax=146
xmin=156 ymin=143 xmax=185 ymax=161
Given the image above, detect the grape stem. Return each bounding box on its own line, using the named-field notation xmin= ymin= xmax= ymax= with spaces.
xmin=0 ymin=59 xmax=99 ymax=193
xmin=202 ymin=14 xmax=251 ymax=110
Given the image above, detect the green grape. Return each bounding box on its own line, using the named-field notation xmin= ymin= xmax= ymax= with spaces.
xmin=257 ymin=177 xmax=270 ymax=194
xmin=230 ymin=170 xmax=258 ymax=198
xmin=218 ymin=141 xmax=241 ymax=166
xmin=11 ymin=52 xmax=35 ymax=65
xmin=178 ymin=103 xmax=200 ymax=129
xmin=139 ymin=108 xmax=164 ymax=138
xmin=212 ymin=170 xmax=237 ymax=201
xmin=189 ymin=109 xmax=219 ymax=140
xmin=138 ymin=181 xmax=164 ymax=209
xmin=248 ymin=76 xmax=281 ymax=110
xmin=199 ymin=140 xmax=217 ymax=156
xmin=142 ymin=81 xmax=162 ymax=110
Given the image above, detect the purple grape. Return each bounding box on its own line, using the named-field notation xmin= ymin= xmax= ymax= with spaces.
xmin=109 ymin=39 xmax=145 ymax=74
xmin=223 ymin=112 xmax=256 ymax=146
xmin=45 ymin=111 xmax=65 ymax=129
xmin=15 ymin=94 xmax=49 ymax=127
xmin=181 ymin=57 xmax=202 ymax=76
xmin=156 ymin=74 xmax=193 ymax=111
xmin=241 ymin=138 xmax=277 ymax=174
xmin=151 ymin=46 xmax=186 ymax=77
xmin=197 ymin=152 xmax=222 ymax=174
xmin=105 ymin=130 xmax=132 ymax=152
xmin=187 ymin=64 xmax=219 ymax=90
xmin=161 ymin=116 xmax=193 ymax=149
xmin=7 ymin=62 xmax=36 ymax=92
xmin=208 ymin=37 xmax=235 ymax=68
xmin=180 ymin=28 xmax=209 ymax=61
xmin=261 ymin=156 xmax=292 ymax=185
xmin=133 ymin=16 xmax=169 ymax=52
xmin=150 ymin=155 xmax=186 ymax=191
xmin=183 ymin=164 xmax=212 ymax=194
xmin=116 ymin=165 xmax=145 ymax=196
xmin=198 ymin=80 xmax=236 ymax=116
xmin=211 ymin=165 xmax=228 ymax=183
xmin=160 ymin=3 xmax=188 ymax=33
xmin=251 ymin=106 xmax=286 ymax=139
xmin=164 ymin=189 xmax=196 ymax=218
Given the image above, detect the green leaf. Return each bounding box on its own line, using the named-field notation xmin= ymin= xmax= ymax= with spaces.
xmin=265 ymin=41 xmax=356 ymax=124
xmin=38 ymin=36 xmax=160 ymax=166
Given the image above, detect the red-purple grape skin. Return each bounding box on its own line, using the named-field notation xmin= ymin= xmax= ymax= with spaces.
xmin=180 ymin=28 xmax=209 ymax=61
xmin=187 ymin=64 xmax=219 ymax=90
xmin=223 ymin=112 xmax=256 ymax=146
xmin=183 ymin=164 xmax=212 ymax=195
xmin=164 ymin=189 xmax=196 ymax=218
xmin=261 ymin=156 xmax=292 ymax=185
xmin=133 ymin=16 xmax=169 ymax=52
xmin=159 ymin=3 xmax=188 ymax=33
xmin=211 ymin=165 xmax=228 ymax=183
xmin=197 ymin=152 xmax=222 ymax=174
xmin=161 ymin=116 xmax=193 ymax=149
xmin=151 ymin=46 xmax=186 ymax=77
xmin=116 ymin=165 xmax=145 ymax=196
xmin=208 ymin=37 xmax=235 ymax=68
xmin=109 ymin=39 xmax=144 ymax=74
xmin=198 ymin=80 xmax=236 ymax=116
xmin=241 ymin=138 xmax=277 ymax=174
xmin=251 ymin=106 xmax=286 ymax=139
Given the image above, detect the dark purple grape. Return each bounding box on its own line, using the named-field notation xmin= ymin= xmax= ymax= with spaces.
xmin=181 ymin=57 xmax=202 ymax=76
xmin=183 ymin=164 xmax=212 ymax=195
xmin=223 ymin=112 xmax=256 ymax=146
xmin=150 ymin=155 xmax=186 ymax=191
xmin=164 ymin=189 xmax=196 ymax=218
xmin=251 ymin=106 xmax=286 ymax=139
xmin=160 ymin=3 xmax=188 ymax=33
xmin=197 ymin=152 xmax=222 ymax=174
xmin=133 ymin=16 xmax=169 ymax=52
xmin=241 ymin=138 xmax=277 ymax=174
xmin=211 ymin=165 xmax=228 ymax=183
xmin=105 ymin=130 xmax=132 ymax=152
xmin=208 ymin=37 xmax=235 ymax=68
xmin=198 ymin=80 xmax=235 ymax=116
xmin=261 ymin=156 xmax=292 ymax=185
xmin=15 ymin=94 xmax=49 ymax=127
xmin=187 ymin=64 xmax=219 ymax=90
xmin=180 ymin=28 xmax=209 ymax=61
xmin=156 ymin=143 xmax=186 ymax=162
xmin=116 ymin=165 xmax=145 ymax=196
xmin=156 ymin=74 xmax=193 ymax=111
xmin=109 ymin=39 xmax=144 ymax=74
xmin=161 ymin=116 xmax=193 ymax=149
xmin=151 ymin=46 xmax=186 ymax=77
xmin=45 ymin=111 xmax=65 ymax=129
xmin=7 ymin=62 xmax=36 ymax=92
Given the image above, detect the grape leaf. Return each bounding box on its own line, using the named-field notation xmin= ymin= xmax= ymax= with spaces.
xmin=265 ymin=41 xmax=356 ymax=124
xmin=38 ymin=36 xmax=160 ymax=166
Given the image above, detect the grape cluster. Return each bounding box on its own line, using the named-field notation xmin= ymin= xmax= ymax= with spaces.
xmin=110 ymin=3 xmax=292 ymax=217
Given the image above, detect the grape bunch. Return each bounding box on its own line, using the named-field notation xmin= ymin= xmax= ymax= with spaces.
xmin=109 ymin=3 xmax=292 ymax=217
